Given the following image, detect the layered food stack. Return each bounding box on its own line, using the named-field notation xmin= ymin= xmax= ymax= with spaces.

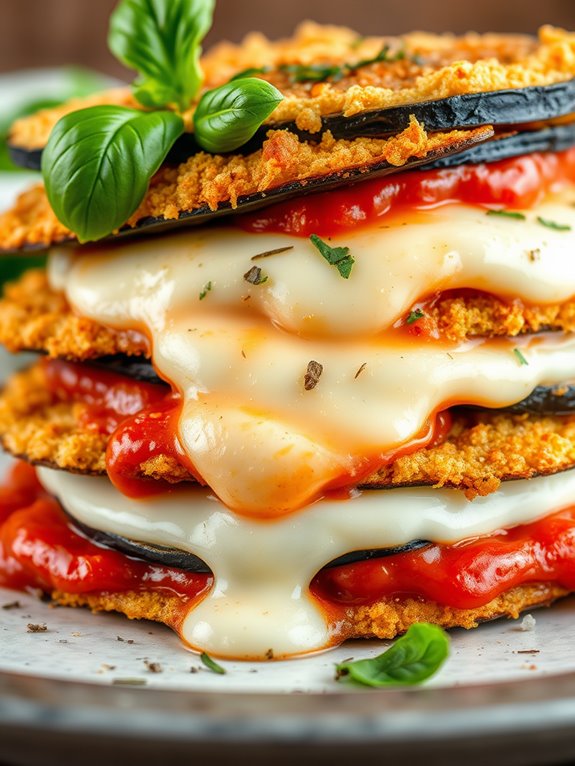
xmin=2 ymin=22 xmax=575 ymax=659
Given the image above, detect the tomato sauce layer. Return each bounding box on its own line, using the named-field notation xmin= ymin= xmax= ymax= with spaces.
xmin=2 ymin=462 xmax=575 ymax=614
xmin=238 ymin=148 xmax=575 ymax=237
xmin=41 ymin=359 xmax=451 ymax=502
xmin=0 ymin=463 xmax=211 ymax=630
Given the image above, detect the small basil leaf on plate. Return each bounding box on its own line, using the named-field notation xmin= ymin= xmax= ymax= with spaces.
xmin=335 ymin=623 xmax=449 ymax=688
xmin=42 ymin=105 xmax=184 ymax=242
xmin=194 ymin=78 xmax=283 ymax=154
xmin=109 ymin=0 xmax=215 ymax=111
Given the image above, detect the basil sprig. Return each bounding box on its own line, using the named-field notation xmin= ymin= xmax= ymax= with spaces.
xmin=42 ymin=107 xmax=184 ymax=243
xmin=41 ymin=0 xmax=285 ymax=242
xmin=109 ymin=0 xmax=215 ymax=112
xmin=194 ymin=79 xmax=283 ymax=153
xmin=335 ymin=623 xmax=449 ymax=688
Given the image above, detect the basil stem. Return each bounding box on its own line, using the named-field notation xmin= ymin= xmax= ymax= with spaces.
xmin=335 ymin=623 xmax=450 ymax=687
xmin=194 ymin=78 xmax=283 ymax=154
xmin=42 ymin=105 xmax=184 ymax=242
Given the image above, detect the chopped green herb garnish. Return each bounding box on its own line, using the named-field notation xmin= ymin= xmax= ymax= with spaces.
xmin=279 ymin=45 xmax=406 ymax=84
xmin=200 ymin=652 xmax=226 ymax=675
xmin=406 ymin=308 xmax=425 ymax=325
xmin=536 ymin=216 xmax=572 ymax=232
xmin=486 ymin=210 xmax=526 ymax=221
xmin=112 ymin=677 xmax=147 ymax=686
xmin=199 ymin=281 xmax=213 ymax=300
xmin=335 ymin=623 xmax=449 ymax=688
xmin=243 ymin=265 xmax=268 ymax=285
xmin=513 ymin=348 xmax=529 ymax=366
xmin=309 ymin=234 xmax=355 ymax=279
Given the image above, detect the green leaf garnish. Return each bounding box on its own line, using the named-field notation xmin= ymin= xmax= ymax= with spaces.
xmin=486 ymin=209 xmax=526 ymax=220
xmin=335 ymin=623 xmax=449 ymax=688
xmin=280 ymin=45 xmax=405 ymax=84
xmin=200 ymin=651 xmax=226 ymax=675
xmin=194 ymin=79 xmax=283 ymax=154
xmin=109 ymin=0 xmax=215 ymax=111
xmin=42 ymin=106 xmax=184 ymax=242
xmin=309 ymin=234 xmax=355 ymax=279
xmin=406 ymin=308 xmax=425 ymax=325
xmin=513 ymin=348 xmax=529 ymax=366
xmin=536 ymin=216 xmax=572 ymax=231
xmin=199 ymin=281 xmax=213 ymax=300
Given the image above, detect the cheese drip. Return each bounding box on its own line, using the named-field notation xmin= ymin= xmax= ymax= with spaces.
xmin=38 ymin=467 xmax=575 ymax=659
xmin=49 ymin=192 xmax=575 ymax=515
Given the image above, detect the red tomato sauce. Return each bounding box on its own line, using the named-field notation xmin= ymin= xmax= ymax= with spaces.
xmin=41 ymin=359 xmax=451 ymax=503
xmin=238 ymin=148 xmax=575 ymax=238
xmin=2 ymin=462 xmax=575 ymax=614
xmin=0 ymin=463 xmax=211 ymax=629
xmin=42 ymin=359 xmax=200 ymax=498
xmin=312 ymin=507 xmax=575 ymax=609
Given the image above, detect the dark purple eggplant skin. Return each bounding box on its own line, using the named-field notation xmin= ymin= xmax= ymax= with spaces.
xmin=66 ymin=509 xmax=431 ymax=572
xmin=7 ymin=122 xmax=575 ymax=254
xmin=9 ymin=78 xmax=575 ymax=171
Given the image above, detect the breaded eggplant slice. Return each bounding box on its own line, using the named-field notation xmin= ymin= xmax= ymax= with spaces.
xmin=3 ymin=363 xmax=575 ymax=497
xmin=51 ymin=582 xmax=569 ymax=642
xmin=8 ymin=23 xmax=575 ymax=164
xmin=5 ymin=271 xmax=575 ymax=361
xmin=0 ymin=120 xmax=492 ymax=252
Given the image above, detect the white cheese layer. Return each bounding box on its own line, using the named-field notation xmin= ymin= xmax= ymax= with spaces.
xmin=47 ymin=192 xmax=575 ymax=515
xmin=38 ymin=467 xmax=575 ymax=659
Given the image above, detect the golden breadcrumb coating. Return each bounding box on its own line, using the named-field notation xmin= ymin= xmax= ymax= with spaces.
xmin=3 ymin=271 xmax=575 ymax=360
xmin=2 ymin=362 xmax=575 ymax=495
xmin=9 ymin=24 xmax=575 ymax=149
xmin=0 ymin=270 xmax=149 ymax=360
xmin=429 ymin=292 xmax=575 ymax=342
xmin=51 ymin=582 xmax=568 ymax=646
xmin=0 ymin=364 xmax=188 ymax=484
xmin=368 ymin=411 xmax=575 ymax=498
xmin=0 ymin=120 xmax=491 ymax=251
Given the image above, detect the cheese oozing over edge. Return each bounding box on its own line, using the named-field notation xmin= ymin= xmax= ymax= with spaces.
xmin=38 ymin=466 xmax=575 ymax=659
xmin=48 ymin=190 xmax=575 ymax=515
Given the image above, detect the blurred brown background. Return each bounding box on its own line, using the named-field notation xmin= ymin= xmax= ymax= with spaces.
xmin=1 ymin=0 xmax=575 ymax=77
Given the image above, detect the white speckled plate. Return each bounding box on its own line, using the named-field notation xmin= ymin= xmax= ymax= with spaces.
xmin=3 ymin=71 xmax=575 ymax=766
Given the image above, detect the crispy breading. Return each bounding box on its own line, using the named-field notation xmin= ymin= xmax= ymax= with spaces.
xmin=51 ymin=582 xmax=568 ymax=645
xmin=0 ymin=121 xmax=492 ymax=251
xmin=9 ymin=24 xmax=575 ymax=149
xmin=429 ymin=292 xmax=575 ymax=342
xmin=3 ymin=362 xmax=575 ymax=494
xmin=0 ymin=364 xmax=187 ymax=484
xmin=3 ymin=271 xmax=575 ymax=361
xmin=368 ymin=410 xmax=575 ymax=498
xmin=0 ymin=270 xmax=149 ymax=359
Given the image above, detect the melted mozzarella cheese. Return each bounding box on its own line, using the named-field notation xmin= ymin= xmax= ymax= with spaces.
xmin=38 ymin=467 xmax=575 ymax=659
xmin=48 ymin=192 xmax=575 ymax=515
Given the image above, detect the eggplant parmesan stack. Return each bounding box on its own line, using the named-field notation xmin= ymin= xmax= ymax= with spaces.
xmin=3 ymin=24 xmax=575 ymax=659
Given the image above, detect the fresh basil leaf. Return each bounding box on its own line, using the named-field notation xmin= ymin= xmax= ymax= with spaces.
xmin=109 ymin=0 xmax=214 ymax=111
xmin=194 ymin=78 xmax=283 ymax=154
xmin=42 ymin=105 xmax=184 ymax=242
xmin=335 ymin=623 xmax=449 ymax=687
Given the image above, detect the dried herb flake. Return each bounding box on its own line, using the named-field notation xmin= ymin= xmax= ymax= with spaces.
xmin=486 ymin=210 xmax=526 ymax=221
xmin=513 ymin=348 xmax=529 ymax=366
xmin=406 ymin=308 xmax=425 ymax=325
xmin=199 ymin=281 xmax=213 ymax=300
xmin=304 ymin=360 xmax=324 ymax=391
xmin=243 ymin=265 xmax=268 ymax=285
